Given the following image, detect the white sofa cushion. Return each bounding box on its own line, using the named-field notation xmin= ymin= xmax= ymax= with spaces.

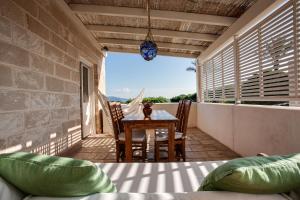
xmin=25 ymin=191 xmax=286 ymax=200
xmin=0 ymin=177 xmax=24 ymax=200
xmin=97 ymin=161 xmax=228 ymax=193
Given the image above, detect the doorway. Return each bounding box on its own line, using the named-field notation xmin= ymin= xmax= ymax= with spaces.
xmin=80 ymin=62 xmax=95 ymax=139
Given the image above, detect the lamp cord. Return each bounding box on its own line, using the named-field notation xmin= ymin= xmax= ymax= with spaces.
xmin=147 ymin=0 xmax=150 ymax=32
xmin=146 ymin=0 xmax=153 ymax=40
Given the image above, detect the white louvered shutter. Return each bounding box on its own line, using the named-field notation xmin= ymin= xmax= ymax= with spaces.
xmin=201 ymin=64 xmax=208 ymax=100
xmin=201 ymin=0 xmax=299 ymax=104
xmin=296 ymin=0 xmax=300 ymax=97
xmin=206 ymin=60 xmax=214 ymax=101
xmin=238 ymin=28 xmax=260 ymax=99
xmin=223 ymin=44 xmax=235 ymax=101
xmin=213 ymin=53 xmax=223 ymax=100
xmin=260 ymin=2 xmax=295 ymax=99
xmin=238 ymin=1 xmax=297 ymax=101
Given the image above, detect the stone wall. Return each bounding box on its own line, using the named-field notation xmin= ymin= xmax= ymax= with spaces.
xmin=0 ymin=0 xmax=103 ymax=154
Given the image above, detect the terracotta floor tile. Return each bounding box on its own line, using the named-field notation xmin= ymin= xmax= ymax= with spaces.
xmin=61 ymin=128 xmax=240 ymax=163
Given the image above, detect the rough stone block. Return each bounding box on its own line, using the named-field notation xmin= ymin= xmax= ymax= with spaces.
xmin=45 ymin=76 xmax=64 ymax=92
xmin=70 ymin=95 xmax=80 ymax=107
xmin=30 ymin=92 xmax=51 ymax=109
xmin=0 ymin=64 xmax=13 ymax=87
xmin=44 ymin=43 xmax=64 ymax=63
xmin=31 ymin=92 xmax=70 ymax=109
xmin=12 ymin=24 xmax=28 ymax=48
xmin=0 ymin=90 xmax=30 ymax=111
xmin=3 ymin=133 xmax=25 ymax=153
xmin=0 ymin=40 xmax=29 ymax=67
xmin=63 ymin=54 xmax=78 ymax=69
xmin=62 ymin=120 xmax=81 ymax=137
xmin=24 ymin=129 xmax=43 ymax=150
xmin=64 ymin=81 xmax=79 ymax=94
xmin=62 ymin=29 xmax=77 ymax=46
xmin=48 ymin=124 xmax=63 ymax=139
xmin=30 ymin=53 xmax=54 ymax=75
xmin=68 ymin=107 xmax=80 ymax=120
xmin=12 ymin=0 xmax=38 ymax=17
xmin=71 ymin=71 xmax=80 ymax=82
xmin=51 ymin=108 xmax=68 ymax=124
xmin=51 ymin=94 xmax=70 ymax=108
xmin=15 ymin=70 xmax=44 ymax=90
xmin=27 ymin=15 xmax=49 ymax=41
xmin=51 ymin=33 xmax=67 ymax=53
xmin=0 ymin=138 xmax=7 ymax=152
xmin=66 ymin=43 xmax=78 ymax=59
xmin=12 ymin=24 xmax=43 ymax=54
xmin=0 ymin=16 xmax=11 ymax=41
xmin=38 ymin=7 xmax=61 ymax=34
xmin=0 ymin=112 xmax=24 ymax=133
xmin=55 ymin=64 xmax=71 ymax=80
xmin=25 ymin=110 xmax=50 ymax=129
xmin=1 ymin=0 xmax=26 ymax=27
xmin=28 ymin=32 xmax=44 ymax=54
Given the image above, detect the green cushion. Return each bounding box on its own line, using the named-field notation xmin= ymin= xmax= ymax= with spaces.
xmin=0 ymin=152 xmax=116 ymax=197
xmin=199 ymin=153 xmax=300 ymax=194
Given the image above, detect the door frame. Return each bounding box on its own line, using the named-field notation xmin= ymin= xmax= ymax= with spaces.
xmin=79 ymin=60 xmax=96 ymax=139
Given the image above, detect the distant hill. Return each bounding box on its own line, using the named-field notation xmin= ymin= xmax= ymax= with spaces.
xmin=108 ymin=96 xmax=129 ymax=102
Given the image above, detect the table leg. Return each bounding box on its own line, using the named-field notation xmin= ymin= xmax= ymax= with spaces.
xmin=168 ymin=123 xmax=175 ymax=162
xmin=124 ymin=124 xmax=133 ymax=162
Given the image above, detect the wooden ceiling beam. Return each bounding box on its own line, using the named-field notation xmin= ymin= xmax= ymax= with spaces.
xmin=87 ymin=25 xmax=218 ymax=42
xmin=69 ymin=4 xmax=236 ymax=26
xmin=97 ymin=38 xmax=206 ymax=52
xmin=107 ymin=47 xmax=199 ymax=58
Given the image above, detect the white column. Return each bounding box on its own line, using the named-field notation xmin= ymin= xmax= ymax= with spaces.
xmin=233 ymin=35 xmax=241 ymax=104
xmin=196 ymin=59 xmax=202 ymax=102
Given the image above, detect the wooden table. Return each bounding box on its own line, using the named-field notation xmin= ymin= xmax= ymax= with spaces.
xmin=122 ymin=110 xmax=178 ymax=162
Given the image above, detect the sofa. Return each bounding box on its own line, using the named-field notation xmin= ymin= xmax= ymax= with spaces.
xmin=0 ymin=161 xmax=292 ymax=200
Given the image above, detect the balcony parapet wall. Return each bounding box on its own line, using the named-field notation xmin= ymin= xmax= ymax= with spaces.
xmin=197 ymin=103 xmax=300 ymax=156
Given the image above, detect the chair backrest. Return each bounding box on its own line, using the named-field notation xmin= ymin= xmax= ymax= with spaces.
xmin=107 ymin=102 xmax=121 ymax=140
xmin=175 ymin=100 xmax=184 ymax=131
xmin=175 ymin=100 xmax=184 ymax=118
xmin=178 ymin=100 xmax=192 ymax=136
xmin=115 ymin=102 xmax=125 ymax=132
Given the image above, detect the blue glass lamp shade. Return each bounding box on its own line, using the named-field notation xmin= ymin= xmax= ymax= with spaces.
xmin=140 ymin=40 xmax=158 ymax=61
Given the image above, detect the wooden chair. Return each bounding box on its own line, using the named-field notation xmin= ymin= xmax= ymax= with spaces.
xmin=155 ymin=100 xmax=184 ymax=135
xmin=107 ymin=102 xmax=147 ymax=162
xmin=115 ymin=102 xmax=125 ymax=132
xmin=155 ymin=100 xmax=192 ymax=161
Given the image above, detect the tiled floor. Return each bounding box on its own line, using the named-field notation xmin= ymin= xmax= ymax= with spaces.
xmin=62 ymin=128 xmax=240 ymax=163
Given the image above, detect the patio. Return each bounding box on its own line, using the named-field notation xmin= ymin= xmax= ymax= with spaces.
xmin=0 ymin=0 xmax=299 ymax=165
xmin=1 ymin=0 xmax=300 ymax=199
xmin=61 ymin=128 xmax=240 ymax=163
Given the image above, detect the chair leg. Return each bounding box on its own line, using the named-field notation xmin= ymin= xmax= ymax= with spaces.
xmin=182 ymin=141 xmax=186 ymax=162
xmin=116 ymin=143 xmax=120 ymax=163
xmin=155 ymin=142 xmax=160 ymax=162
xmin=142 ymin=141 xmax=147 ymax=162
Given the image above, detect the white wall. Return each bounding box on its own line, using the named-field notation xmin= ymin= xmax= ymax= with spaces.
xmin=197 ymin=103 xmax=300 ymax=156
xmin=152 ymin=103 xmax=197 ymax=128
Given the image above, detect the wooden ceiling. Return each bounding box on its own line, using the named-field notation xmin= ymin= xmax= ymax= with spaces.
xmin=65 ymin=0 xmax=257 ymax=58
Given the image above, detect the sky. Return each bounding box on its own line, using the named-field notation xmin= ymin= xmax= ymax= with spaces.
xmin=105 ymin=52 xmax=196 ymax=99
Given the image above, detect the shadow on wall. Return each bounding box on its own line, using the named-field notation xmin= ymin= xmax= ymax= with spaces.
xmin=1 ymin=120 xmax=82 ymax=155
